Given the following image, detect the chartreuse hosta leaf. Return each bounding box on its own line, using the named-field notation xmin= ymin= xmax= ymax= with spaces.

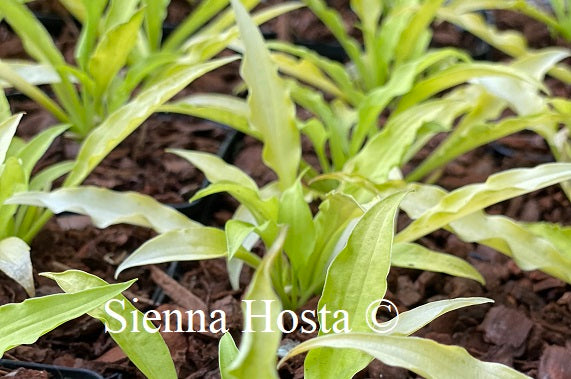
xmin=394 ymin=0 xmax=445 ymax=65
xmin=0 ymin=61 xmax=69 ymax=123
xmin=395 ymin=62 xmax=546 ymax=112
xmin=397 ymin=163 xmax=571 ymax=243
xmin=225 ymin=220 xmax=256 ymax=261
xmin=0 ymin=114 xmax=21 ymax=164
xmin=399 ymin=183 xmax=571 ymax=283
xmin=278 ymin=178 xmax=316 ymax=276
xmin=191 ymin=182 xmax=279 ymax=225
xmin=168 ymin=150 xmax=258 ymax=191
xmin=116 ymin=227 xmax=232 ymax=277
xmin=0 ymin=276 xmax=134 ymax=357
xmin=0 ymin=0 xmax=83 ymax=131
xmin=219 ymin=333 xmax=239 ymax=379
xmin=63 ymin=56 xmax=238 ymax=187
xmin=407 ymin=105 xmax=563 ymax=182
xmin=476 ymin=49 xmax=569 ymax=114
xmin=0 ymin=237 xmax=33 ymax=296
xmin=142 ymin=0 xmax=169 ymax=51
xmin=159 ymin=94 xmax=255 ymax=137
xmin=438 ymin=6 xmax=571 ymax=84
xmin=267 ymin=41 xmax=360 ymax=103
xmin=43 ymin=270 xmax=176 ymax=379
xmin=13 ymin=124 xmax=69 ymax=181
xmin=283 ymin=333 xmax=529 ymax=379
xmin=88 ymin=9 xmax=145 ymax=98
xmin=8 ymin=186 xmax=198 ymax=233
xmin=524 ymin=222 xmax=571 ymax=258
xmin=346 ymin=98 xmax=471 ymax=183
xmin=390 ymin=297 xmax=492 ymax=336
xmin=305 ymin=192 xmax=407 ymax=378
xmin=225 ymin=229 xmax=285 ymax=379
xmin=271 ymin=52 xmax=344 ymax=98
xmin=392 ymin=243 xmax=485 ymax=284
xmin=232 ymin=0 xmax=300 ymax=191
xmin=302 ymin=193 xmax=363 ymax=294
xmin=302 ymin=0 xmax=365 ymax=84
xmin=353 ymin=48 xmax=471 ymax=154
xmin=0 ymin=62 xmax=60 ymax=88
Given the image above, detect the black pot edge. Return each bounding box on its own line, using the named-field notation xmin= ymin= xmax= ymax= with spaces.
xmin=0 ymin=359 xmax=105 ymax=379
xmin=150 ymin=126 xmax=243 ymax=304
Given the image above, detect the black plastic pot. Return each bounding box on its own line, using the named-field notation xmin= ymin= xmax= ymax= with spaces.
xmin=0 ymin=359 xmax=105 ymax=379
xmin=151 ymin=125 xmax=243 ymax=305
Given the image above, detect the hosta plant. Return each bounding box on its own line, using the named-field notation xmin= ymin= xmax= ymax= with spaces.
xmin=165 ymin=0 xmax=569 ymax=189
xmin=435 ymin=0 xmax=571 ymax=198
xmin=0 ymin=0 xmax=286 ymax=256
xmin=0 ymin=270 xmax=179 ymax=379
xmin=9 ymin=1 xmax=571 ymax=377
xmin=0 ymin=106 xmax=70 ymax=296
xmin=0 ymin=0 xmax=299 ymax=137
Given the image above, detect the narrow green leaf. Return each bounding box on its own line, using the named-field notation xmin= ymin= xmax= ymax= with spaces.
xmin=395 ymin=0 xmax=445 ymax=64
xmin=190 ymin=182 xmax=278 ymax=224
xmin=226 ymin=229 xmax=285 ymax=379
xmin=160 ymin=94 xmax=256 ymax=137
xmin=232 ymin=0 xmax=300 ymax=190
xmin=472 ymin=49 xmax=569 ymax=115
xmin=524 ymin=222 xmax=571 ymax=258
xmin=0 ymin=114 xmax=22 ymax=164
xmin=304 ymin=193 xmax=363 ymax=294
xmin=400 ymin=184 xmax=571 ymax=283
xmin=226 ymin=220 xmax=256 ymax=260
xmin=142 ymin=0 xmax=169 ymax=51
xmin=278 ymin=179 xmax=316 ymax=273
xmin=302 ymin=0 xmax=366 ymax=82
xmin=75 ymin=0 xmax=107 ymax=70
xmin=43 ymin=270 xmax=176 ymax=379
xmin=219 ymin=332 xmax=239 ymax=379
xmin=396 ymin=62 xmax=545 ymax=112
xmin=305 ymin=191 xmax=407 ymax=378
xmin=0 ymin=278 xmax=134 ymax=357
xmin=29 ymin=161 xmax=75 ymax=191
xmin=64 ymin=56 xmax=237 ymax=186
xmin=115 ymin=227 xmax=228 ymax=277
xmin=391 ymin=297 xmax=493 ymax=336
xmin=104 ymin=0 xmax=140 ymax=30
xmin=397 ymin=164 xmax=571 ymax=243
xmin=392 ymin=243 xmax=485 ymax=284
xmin=0 ymin=0 xmax=65 ymax=65
xmin=168 ymin=150 xmax=258 ymax=191
xmin=163 ymin=0 xmax=230 ymax=51
xmin=284 ymin=333 xmax=529 ymax=379
xmin=15 ymin=124 xmax=68 ymax=180
xmin=89 ymin=9 xmax=145 ymax=96
xmin=7 ymin=187 xmax=198 ymax=233
xmin=0 ymin=62 xmax=68 ymax=122
xmin=268 ymin=41 xmax=360 ymax=103
xmin=347 ymin=99 xmax=470 ymax=183
xmin=0 ymin=61 xmax=60 ymax=88
xmin=0 ymin=157 xmax=26 ymax=238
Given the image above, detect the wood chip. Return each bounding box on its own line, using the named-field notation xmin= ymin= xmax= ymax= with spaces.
xmin=538 ymin=345 xmax=571 ymax=379
xmin=149 ymin=266 xmax=207 ymax=311
xmin=480 ymin=305 xmax=533 ymax=348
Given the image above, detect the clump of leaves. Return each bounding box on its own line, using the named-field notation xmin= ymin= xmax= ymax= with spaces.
xmin=0 ymin=270 xmax=179 ymax=379
xmin=0 ymin=97 xmax=71 ymax=296
xmin=0 ymin=0 xmax=299 ymax=137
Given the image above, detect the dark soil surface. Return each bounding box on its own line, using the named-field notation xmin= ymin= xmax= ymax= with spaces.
xmin=1 ymin=2 xmax=571 ymax=379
